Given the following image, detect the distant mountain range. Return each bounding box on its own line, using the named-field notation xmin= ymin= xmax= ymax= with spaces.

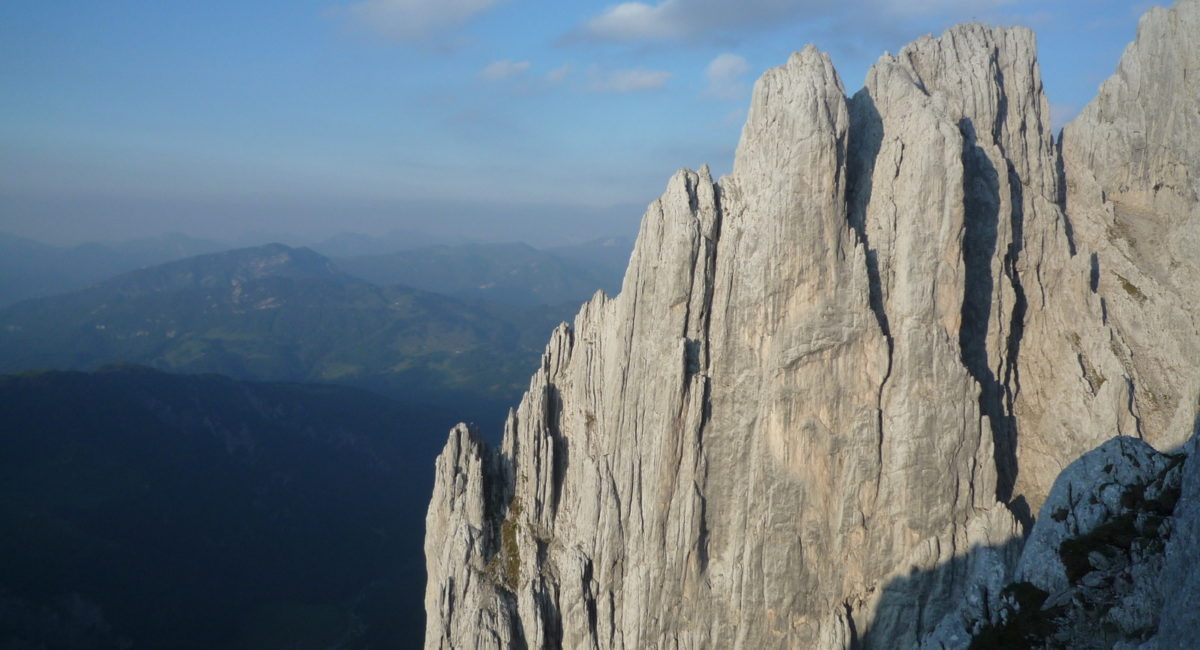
xmin=0 ymin=232 xmax=228 ymax=308
xmin=0 ymin=243 xmax=572 ymax=409
xmin=304 ymin=229 xmax=475 ymax=258
xmin=545 ymin=236 xmax=635 ymax=278
xmin=0 ymin=365 xmax=458 ymax=649
xmin=0 ymin=231 xmax=633 ymax=309
xmin=0 ymin=233 xmax=632 ymax=648
xmin=333 ymin=239 xmax=630 ymax=306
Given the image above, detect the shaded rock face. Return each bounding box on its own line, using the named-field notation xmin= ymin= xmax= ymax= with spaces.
xmin=921 ymin=434 xmax=1196 ymax=649
xmin=424 ymin=1 xmax=1200 ymax=648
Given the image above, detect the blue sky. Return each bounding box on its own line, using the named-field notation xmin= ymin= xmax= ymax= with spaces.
xmin=0 ymin=0 xmax=1159 ymax=246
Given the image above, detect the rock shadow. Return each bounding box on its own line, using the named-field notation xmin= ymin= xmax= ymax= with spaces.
xmin=857 ymin=424 xmax=1199 ymax=649
xmin=546 ymin=382 xmax=569 ymax=516
xmin=1054 ymin=130 xmax=1078 ymax=255
xmin=958 ymin=117 xmax=1023 ymax=509
xmin=856 ymin=535 xmax=1026 ymax=649
xmin=846 ymin=88 xmax=891 ymax=342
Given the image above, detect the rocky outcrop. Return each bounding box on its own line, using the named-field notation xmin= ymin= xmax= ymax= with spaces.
xmin=424 ymin=1 xmax=1200 ymax=647
xmin=920 ymin=434 xmax=1194 ymax=649
xmin=1156 ymin=429 xmax=1200 ymax=646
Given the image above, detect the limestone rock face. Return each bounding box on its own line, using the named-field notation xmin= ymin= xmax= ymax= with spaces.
xmin=1061 ymin=0 xmax=1200 ymax=452
xmin=424 ymin=1 xmax=1200 ymax=648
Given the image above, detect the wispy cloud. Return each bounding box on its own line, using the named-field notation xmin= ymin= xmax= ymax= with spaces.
xmin=574 ymin=0 xmax=1028 ymax=44
xmin=705 ymin=53 xmax=750 ymax=99
xmin=587 ymin=67 xmax=672 ymax=92
xmin=480 ymin=59 xmax=531 ymax=81
xmin=583 ymin=2 xmax=683 ymax=41
xmin=546 ymin=64 xmax=573 ymax=84
xmin=577 ymin=0 xmax=837 ymax=43
xmin=872 ymin=0 xmax=1014 ymax=18
xmin=341 ymin=0 xmax=502 ymax=41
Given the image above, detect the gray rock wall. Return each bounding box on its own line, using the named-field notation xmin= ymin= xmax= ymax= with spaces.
xmin=424 ymin=1 xmax=1200 ymax=648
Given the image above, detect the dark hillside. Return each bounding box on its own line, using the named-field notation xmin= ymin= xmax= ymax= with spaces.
xmin=0 ymin=366 xmax=458 ymax=648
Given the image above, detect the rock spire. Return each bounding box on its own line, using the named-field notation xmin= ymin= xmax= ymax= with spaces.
xmin=425 ymin=1 xmax=1200 ymax=647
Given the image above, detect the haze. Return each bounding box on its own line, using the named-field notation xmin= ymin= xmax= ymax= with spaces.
xmin=0 ymin=0 xmax=1156 ymax=247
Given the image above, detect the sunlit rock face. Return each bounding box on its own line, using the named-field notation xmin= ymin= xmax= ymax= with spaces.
xmin=424 ymin=1 xmax=1200 ymax=647
xmin=1060 ymin=0 xmax=1200 ymax=457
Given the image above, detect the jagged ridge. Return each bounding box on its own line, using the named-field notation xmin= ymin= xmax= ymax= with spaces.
xmin=424 ymin=1 xmax=1200 ymax=648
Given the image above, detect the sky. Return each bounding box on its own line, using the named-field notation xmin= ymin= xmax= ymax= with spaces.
xmin=0 ymin=0 xmax=1160 ymax=247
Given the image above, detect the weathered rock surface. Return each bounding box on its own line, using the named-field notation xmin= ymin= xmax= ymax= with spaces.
xmin=424 ymin=1 xmax=1200 ymax=647
xmin=917 ymin=434 xmax=1193 ymax=649
xmin=1156 ymin=429 xmax=1200 ymax=647
xmin=1061 ymin=0 xmax=1200 ymax=453
xmin=1014 ymin=437 xmax=1181 ymax=648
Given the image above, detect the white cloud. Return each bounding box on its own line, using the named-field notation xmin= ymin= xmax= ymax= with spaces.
xmin=480 ymin=59 xmax=531 ymax=81
xmin=579 ymin=0 xmax=837 ymax=43
xmin=872 ymin=0 xmax=1014 ymax=18
xmin=705 ymin=53 xmax=750 ymax=99
xmin=587 ymin=68 xmax=672 ymax=93
xmin=585 ymin=2 xmax=683 ymax=40
xmin=546 ymin=64 xmax=572 ymax=84
xmin=576 ymin=0 xmax=1032 ymax=44
xmin=343 ymin=0 xmax=502 ymax=41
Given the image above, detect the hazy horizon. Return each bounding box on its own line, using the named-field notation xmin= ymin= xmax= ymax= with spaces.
xmin=1 ymin=1 xmax=1158 ymax=247
xmin=0 ymin=192 xmax=646 ymax=249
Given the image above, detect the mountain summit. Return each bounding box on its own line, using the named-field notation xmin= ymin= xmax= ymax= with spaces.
xmin=0 ymin=243 xmax=564 ymax=406
xmin=424 ymin=2 xmax=1200 ymax=648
